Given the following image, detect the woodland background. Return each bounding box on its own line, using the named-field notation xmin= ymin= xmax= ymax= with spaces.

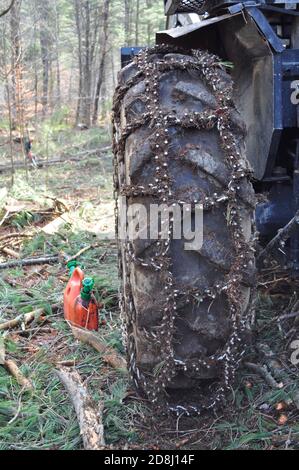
xmin=0 ymin=0 xmax=164 ymax=174
xmin=0 ymin=0 xmax=298 ymax=451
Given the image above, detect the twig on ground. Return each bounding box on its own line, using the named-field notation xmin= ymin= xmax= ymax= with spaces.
xmin=245 ymin=362 xmax=284 ymax=389
xmin=70 ymin=325 xmax=126 ymax=369
xmin=293 ymin=391 xmax=299 ymax=410
xmin=55 ymin=367 xmax=105 ymax=450
xmin=0 ymin=210 xmax=9 ymax=227
xmin=0 ymin=336 xmax=5 ymax=364
xmin=0 ymin=232 xmax=30 ymax=242
xmin=0 ymin=308 xmax=44 ymax=331
xmin=259 ymin=277 xmax=289 ymax=287
xmin=4 ymin=359 xmax=33 ymax=391
xmin=8 ymin=393 xmax=23 ymax=425
xmin=14 ymin=326 xmax=52 ymax=336
xmin=99 ymin=250 xmax=108 ymax=262
xmin=56 ymin=360 xmax=77 ymax=367
xmin=278 ymin=311 xmax=299 ymax=322
xmin=257 ymin=211 xmax=299 ymax=263
xmin=1 ymin=247 xmax=20 ymax=258
xmin=67 ymin=244 xmax=100 ymax=263
xmin=256 ymin=344 xmax=290 ymax=382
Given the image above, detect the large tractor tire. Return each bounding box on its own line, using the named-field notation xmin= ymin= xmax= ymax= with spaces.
xmin=113 ymin=46 xmax=256 ymax=415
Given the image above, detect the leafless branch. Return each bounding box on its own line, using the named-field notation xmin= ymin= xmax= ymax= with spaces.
xmin=0 ymin=0 xmax=16 ymax=19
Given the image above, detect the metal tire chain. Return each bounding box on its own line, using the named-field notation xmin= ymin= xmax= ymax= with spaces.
xmin=112 ymin=45 xmax=256 ymax=416
xmin=174 ymin=1 xmax=207 ymax=16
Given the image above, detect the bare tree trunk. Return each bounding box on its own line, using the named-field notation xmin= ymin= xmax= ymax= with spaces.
xmin=54 ymin=0 xmax=61 ymax=107
xmin=34 ymin=17 xmax=38 ymax=122
xmin=146 ymin=0 xmax=153 ymax=45
xmin=38 ymin=0 xmax=52 ymax=117
xmin=82 ymin=0 xmax=91 ymax=128
xmin=0 ymin=0 xmax=16 ymax=18
xmin=10 ymin=0 xmax=27 ymax=179
xmin=2 ymin=23 xmax=15 ymax=185
xmin=74 ymin=0 xmax=83 ymax=125
xmin=6 ymin=81 xmax=15 ymax=186
xmin=74 ymin=0 xmax=100 ymax=127
xmin=124 ymin=0 xmax=130 ymax=46
xmin=68 ymin=56 xmax=75 ymax=111
xmin=135 ymin=0 xmax=140 ymax=45
xmin=10 ymin=0 xmax=22 ymax=128
xmin=92 ymin=0 xmax=110 ymax=126
xmin=49 ymin=61 xmax=54 ymax=112
xmin=111 ymin=49 xmax=116 ymax=91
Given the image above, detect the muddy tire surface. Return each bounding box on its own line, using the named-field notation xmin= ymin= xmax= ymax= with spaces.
xmin=113 ymin=47 xmax=256 ymax=413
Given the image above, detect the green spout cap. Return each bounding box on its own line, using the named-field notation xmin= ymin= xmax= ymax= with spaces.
xmin=81 ymin=278 xmax=94 ymax=301
xmin=67 ymin=260 xmax=83 ymax=277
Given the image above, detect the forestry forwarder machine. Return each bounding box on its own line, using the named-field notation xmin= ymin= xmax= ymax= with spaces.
xmin=112 ymin=0 xmax=299 ymax=415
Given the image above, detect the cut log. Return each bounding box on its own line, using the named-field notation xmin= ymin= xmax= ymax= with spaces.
xmin=56 ymin=367 xmax=105 ymax=450
xmin=70 ymin=325 xmax=126 ymax=369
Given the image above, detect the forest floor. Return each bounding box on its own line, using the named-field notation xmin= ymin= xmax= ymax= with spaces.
xmin=0 ymin=125 xmax=299 ymax=450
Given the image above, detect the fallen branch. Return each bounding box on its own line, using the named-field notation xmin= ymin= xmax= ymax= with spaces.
xmin=56 ymin=367 xmax=105 ymax=450
xmin=245 ymin=362 xmax=284 ymax=389
xmin=0 ymin=0 xmax=16 ymax=19
xmin=70 ymin=325 xmax=126 ymax=369
xmin=0 ymin=255 xmax=59 ymax=270
xmin=61 ymin=147 xmax=111 ymax=159
xmin=44 ymin=196 xmax=70 ymax=213
xmin=60 ymin=144 xmax=111 ymax=159
xmin=0 ymin=308 xmax=44 ymax=331
xmin=4 ymin=359 xmax=33 ymax=391
xmin=0 ymin=146 xmax=112 ymax=173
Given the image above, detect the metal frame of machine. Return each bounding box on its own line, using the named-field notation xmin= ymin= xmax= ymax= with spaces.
xmin=121 ymin=1 xmax=299 ymax=273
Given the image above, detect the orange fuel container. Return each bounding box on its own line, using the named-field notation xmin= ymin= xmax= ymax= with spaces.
xmin=64 ymin=264 xmax=84 ymax=322
xmin=73 ymin=278 xmax=99 ymax=331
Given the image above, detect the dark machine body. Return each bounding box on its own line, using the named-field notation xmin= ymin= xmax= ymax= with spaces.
xmin=121 ymin=0 xmax=299 ymax=273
